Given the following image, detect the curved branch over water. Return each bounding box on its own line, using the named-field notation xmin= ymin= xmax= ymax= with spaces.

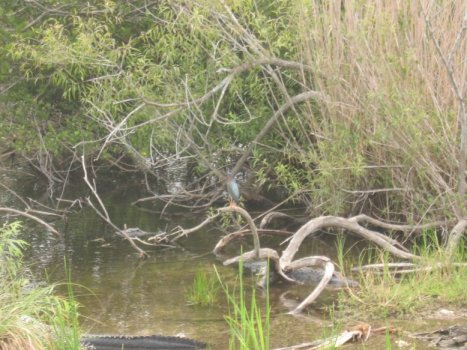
xmin=218 ymin=206 xmax=260 ymax=259
xmin=0 ymin=207 xmax=61 ymax=238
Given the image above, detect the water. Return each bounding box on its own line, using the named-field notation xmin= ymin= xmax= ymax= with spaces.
xmin=4 ymin=171 xmax=454 ymax=349
xmin=12 ymin=174 xmax=332 ymax=348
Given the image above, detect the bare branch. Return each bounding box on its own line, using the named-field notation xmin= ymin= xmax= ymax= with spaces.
xmin=0 ymin=207 xmax=61 ymax=238
xmin=280 ymin=216 xmax=418 ymax=268
xmin=213 ymin=228 xmax=292 ymax=255
xmin=81 ymin=156 xmax=148 ymax=257
xmin=232 ymin=90 xmax=326 ymax=175
xmin=223 ymin=248 xmax=296 ymax=283
xmin=169 ymin=212 xmax=220 ymax=241
xmin=289 ymin=260 xmax=334 ymax=315
xmin=446 ymin=219 xmax=467 ymax=258
xmin=218 ymin=206 xmax=260 ymax=259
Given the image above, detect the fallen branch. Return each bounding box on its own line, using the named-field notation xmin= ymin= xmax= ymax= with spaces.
xmin=259 ymin=211 xmax=308 ymax=229
xmin=288 ymin=260 xmax=334 ymax=315
xmin=169 ymin=212 xmax=221 ymax=241
xmin=81 ymin=156 xmax=148 ymax=258
xmin=280 ymin=216 xmax=418 ymax=269
xmin=0 ymin=207 xmax=61 ymax=238
xmin=352 ymin=261 xmax=467 ymax=275
xmin=223 ymin=248 xmax=296 ymax=283
xmin=273 ymin=323 xmax=373 ymax=349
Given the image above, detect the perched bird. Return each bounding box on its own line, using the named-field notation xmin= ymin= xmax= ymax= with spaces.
xmin=226 ymin=171 xmax=241 ymax=207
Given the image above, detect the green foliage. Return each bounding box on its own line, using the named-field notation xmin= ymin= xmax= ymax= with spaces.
xmin=186 ymin=269 xmax=220 ymax=307
xmin=0 ymin=0 xmax=464 ymax=222
xmin=51 ymin=260 xmax=81 ymax=350
xmin=1 ymin=0 xmax=302 ymax=159
xmin=0 ymin=222 xmax=82 ymax=350
xmin=0 ymin=222 xmax=28 ymax=286
xmin=340 ymin=236 xmax=467 ymax=318
xmin=215 ymin=260 xmax=270 ymax=350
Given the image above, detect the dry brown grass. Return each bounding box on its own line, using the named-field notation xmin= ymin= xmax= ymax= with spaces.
xmin=0 ymin=328 xmax=50 ymax=350
xmin=291 ymin=0 xmax=466 ymax=219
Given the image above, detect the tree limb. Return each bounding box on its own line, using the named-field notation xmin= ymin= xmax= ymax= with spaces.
xmin=0 ymin=207 xmax=61 ymax=238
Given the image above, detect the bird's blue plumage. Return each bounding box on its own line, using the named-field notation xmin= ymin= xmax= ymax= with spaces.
xmin=226 ymin=171 xmax=241 ymax=205
xmin=227 ymin=178 xmax=240 ymax=205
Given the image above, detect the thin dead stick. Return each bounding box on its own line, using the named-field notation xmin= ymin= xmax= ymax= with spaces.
xmin=81 ymin=156 xmax=148 ymax=257
xmin=0 ymin=207 xmax=61 ymax=238
xmin=170 ymin=212 xmax=220 ymax=241
xmin=143 ymin=58 xmax=312 ymax=110
xmin=231 ymin=90 xmax=326 ymax=176
xmin=353 ymin=214 xmax=450 ymax=234
xmin=351 ymin=262 xmax=416 ymax=271
xmin=352 ymin=262 xmax=467 ymax=274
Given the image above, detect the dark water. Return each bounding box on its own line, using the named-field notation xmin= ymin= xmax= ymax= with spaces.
xmin=4 ymin=171 xmax=454 ymax=349
xmin=13 ymin=174 xmax=336 ymax=348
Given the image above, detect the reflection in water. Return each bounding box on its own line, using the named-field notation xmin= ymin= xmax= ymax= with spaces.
xmin=16 ymin=177 xmax=350 ymax=348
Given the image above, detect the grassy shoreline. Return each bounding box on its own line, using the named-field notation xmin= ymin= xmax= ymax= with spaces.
xmin=0 ymin=222 xmax=81 ymax=350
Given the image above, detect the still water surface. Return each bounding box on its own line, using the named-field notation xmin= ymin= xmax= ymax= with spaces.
xmin=19 ymin=176 xmax=336 ymax=348
xmin=11 ymin=173 xmax=447 ymax=349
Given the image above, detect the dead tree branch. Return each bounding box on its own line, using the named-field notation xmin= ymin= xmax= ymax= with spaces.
xmin=81 ymin=156 xmax=148 ymax=257
xmin=280 ymin=216 xmax=418 ymax=269
xmin=290 ymin=259 xmax=334 ymax=315
xmin=0 ymin=207 xmax=61 ymax=238
xmin=213 ymin=228 xmax=293 ymax=255
xmin=218 ymin=206 xmax=260 ymax=259
xmin=223 ymin=248 xmax=296 ymax=283
xmin=231 ymin=90 xmax=326 ymax=176
xmin=170 ymin=212 xmax=221 ymax=241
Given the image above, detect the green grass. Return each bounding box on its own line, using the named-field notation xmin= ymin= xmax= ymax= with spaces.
xmin=186 ymin=269 xmax=220 ymax=306
xmin=215 ymin=260 xmax=270 ymax=350
xmin=51 ymin=259 xmax=82 ymax=350
xmin=339 ymin=232 xmax=466 ymax=318
xmin=0 ymin=221 xmax=82 ymax=350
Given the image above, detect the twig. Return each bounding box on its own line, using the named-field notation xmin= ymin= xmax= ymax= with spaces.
xmin=81 ymin=156 xmax=148 ymax=257
xmin=213 ymin=228 xmax=293 ymax=255
xmin=169 ymin=212 xmax=220 ymax=241
xmin=231 ymin=90 xmax=326 ymax=176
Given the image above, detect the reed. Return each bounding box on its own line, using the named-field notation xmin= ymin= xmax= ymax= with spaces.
xmin=215 ymin=259 xmax=270 ymax=350
xmin=291 ymin=0 xmax=465 ymax=218
xmin=187 ymin=269 xmax=219 ymax=306
xmin=342 ymin=234 xmax=466 ymax=317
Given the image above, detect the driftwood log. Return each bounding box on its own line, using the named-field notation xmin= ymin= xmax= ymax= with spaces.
xmin=165 ymin=206 xmax=434 ymax=313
